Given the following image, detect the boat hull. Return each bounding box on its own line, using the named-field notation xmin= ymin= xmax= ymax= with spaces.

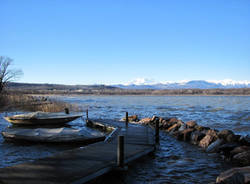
xmin=4 ymin=116 xmax=81 ymax=126
xmin=1 ymin=127 xmax=105 ymax=144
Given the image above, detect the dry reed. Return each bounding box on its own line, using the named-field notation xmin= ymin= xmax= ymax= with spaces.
xmin=0 ymin=93 xmax=81 ymax=112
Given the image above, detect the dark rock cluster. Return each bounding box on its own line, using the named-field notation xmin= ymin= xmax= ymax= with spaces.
xmin=131 ymin=115 xmax=250 ymax=184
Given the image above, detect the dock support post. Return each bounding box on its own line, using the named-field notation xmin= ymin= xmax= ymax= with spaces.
xmin=86 ymin=109 xmax=88 ymax=122
xmin=155 ymin=119 xmax=159 ymax=144
xmin=125 ymin=112 xmax=128 ymax=127
xmin=117 ymin=135 xmax=124 ymax=168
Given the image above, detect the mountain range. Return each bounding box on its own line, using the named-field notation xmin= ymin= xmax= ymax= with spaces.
xmin=112 ymin=79 xmax=250 ymax=89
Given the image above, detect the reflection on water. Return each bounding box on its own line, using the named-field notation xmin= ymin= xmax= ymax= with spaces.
xmin=0 ymin=96 xmax=249 ymax=183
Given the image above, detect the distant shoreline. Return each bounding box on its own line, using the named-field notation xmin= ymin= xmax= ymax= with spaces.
xmin=6 ymin=82 xmax=250 ymax=96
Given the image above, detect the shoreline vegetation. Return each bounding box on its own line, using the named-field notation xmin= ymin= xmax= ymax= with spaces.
xmin=0 ymin=93 xmax=81 ymax=112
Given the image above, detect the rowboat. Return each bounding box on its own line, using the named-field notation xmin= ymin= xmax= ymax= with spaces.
xmin=2 ymin=127 xmax=105 ymax=144
xmin=4 ymin=111 xmax=83 ymax=126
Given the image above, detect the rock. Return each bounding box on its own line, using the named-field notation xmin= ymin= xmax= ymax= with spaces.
xmin=206 ymin=139 xmax=225 ymax=153
xmin=167 ymin=123 xmax=179 ymax=133
xmin=218 ymin=129 xmax=234 ymax=140
xmin=186 ymin=120 xmax=197 ymax=128
xmin=161 ymin=119 xmax=170 ymax=129
xmin=239 ymin=135 xmax=250 ymax=146
xmin=199 ymin=130 xmax=218 ymax=149
xmin=216 ymin=166 xmax=250 ymax=184
xmin=151 ymin=116 xmax=158 ymax=122
xmin=122 ymin=115 xmax=139 ymax=122
xmin=207 ymin=129 xmax=218 ymax=137
xmin=194 ymin=125 xmax=206 ymax=131
xmin=168 ymin=117 xmax=178 ymax=124
xmin=190 ymin=131 xmax=206 ymax=145
xmin=230 ymin=146 xmax=250 ymax=158
xmin=218 ymin=129 xmax=239 ymax=143
xmin=226 ymin=134 xmax=240 ymax=143
xmin=199 ymin=134 xmax=215 ymax=149
xmin=232 ymin=150 xmax=250 ymax=166
xmin=178 ymin=123 xmax=187 ymax=132
xmin=218 ymin=143 xmax=240 ymax=158
xmin=182 ymin=128 xmax=195 ymax=141
xmin=138 ymin=118 xmax=152 ymax=125
xmin=159 ymin=117 xmax=164 ymax=123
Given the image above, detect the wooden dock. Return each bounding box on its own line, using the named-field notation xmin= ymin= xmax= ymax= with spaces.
xmin=0 ymin=119 xmax=155 ymax=184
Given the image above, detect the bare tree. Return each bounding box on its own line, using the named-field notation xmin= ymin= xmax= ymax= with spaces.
xmin=0 ymin=56 xmax=23 ymax=93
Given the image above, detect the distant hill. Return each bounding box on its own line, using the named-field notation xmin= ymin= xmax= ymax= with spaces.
xmin=112 ymin=80 xmax=250 ymax=89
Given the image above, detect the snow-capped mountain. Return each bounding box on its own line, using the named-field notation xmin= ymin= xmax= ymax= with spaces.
xmin=112 ymin=79 xmax=250 ymax=89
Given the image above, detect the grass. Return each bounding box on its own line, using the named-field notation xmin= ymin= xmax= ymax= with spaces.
xmin=0 ymin=93 xmax=81 ymax=112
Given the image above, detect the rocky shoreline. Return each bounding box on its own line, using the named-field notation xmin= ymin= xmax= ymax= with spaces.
xmin=123 ymin=115 xmax=250 ymax=184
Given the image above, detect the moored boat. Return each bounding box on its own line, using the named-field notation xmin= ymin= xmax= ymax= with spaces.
xmin=1 ymin=127 xmax=105 ymax=143
xmin=3 ymin=111 xmax=83 ymax=126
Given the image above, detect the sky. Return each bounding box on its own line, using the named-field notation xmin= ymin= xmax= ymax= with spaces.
xmin=1 ymin=0 xmax=250 ymax=85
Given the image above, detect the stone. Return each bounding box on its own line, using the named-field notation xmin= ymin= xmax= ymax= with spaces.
xmin=194 ymin=125 xmax=206 ymax=131
xmin=239 ymin=135 xmax=250 ymax=146
xmin=216 ymin=166 xmax=250 ymax=184
xmin=186 ymin=120 xmax=197 ymax=128
xmin=199 ymin=129 xmax=218 ymax=149
xmin=151 ymin=116 xmax=158 ymax=122
xmin=190 ymin=131 xmax=206 ymax=145
xmin=168 ymin=117 xmax=178 ymax=124
xmin=226 ymin=134 xmax=239 ymax=143
xmin=218 ymin=143 xmax=240 ymax=158
xmin=206 ymin=139 xmax=225 ymax=153
xmin=182 ymin=128 xmax=195 ymax=141
xmin=232 ymin=151 xmax=250 ymax=166
xmin=178 ymin=123 xmax=187 ymax=132
xmin=207 ymin=129 xmax=218 ymax=138
xmin=199 ymin=134 xmax=215 ymax=149
xmin=167 ymin=123 xmax=179 ymax=133
xmin=230 ymin=146 xmax=250 ymax=158
xmin=161 ymin=119 xmax=170 ymax=129
xmin=138 ymin=117 xmax=151 ymax=125
xmin=218 ymin=129 xmax=234 ymax=139
xmin=122 ymin=115 xmax=139 ymax=122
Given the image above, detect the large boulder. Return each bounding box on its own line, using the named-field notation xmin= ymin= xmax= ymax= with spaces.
xmin=218 ymin=129 xmax=239 ymax=143
xmin=218 ymin=143 xmax=240 ymax=158
xmin=182 ymin=128 xmax=195 ymax=141
xmin=178 ymin=123 xmax=187 ymax=132
xmin=232 ymin=151 xmax=250 ymax=166
xmin=186 ymin=120 xmax=197 ymax=128
xmin=161 ymin=119 xmax=171 ymax=129
xmin=230 ymin=146 xmax=250 ymax=158
xmin=190 ymin=131 xmax=206 ymax=145
xmin=167 ymin=123 xmax=180 ymax=134
xmin=206 ymin=139 xmax=225 ymax=153
xmin=239 ymin=135 xmax=250 ymax=146
xmin=216 ymin=166 xmax=250 ymax=184
xmin=218 ymin=129 xmax=234 ymax=139
xmin=138 ymin=117 xmax=152 ymax=125
xmin=199 ymin=130 xmax=218 ymax=149
xmin=122 ymin=115 xmax=139 ymax=122
xmin=169 ymin=117 xmax=178 ymax=124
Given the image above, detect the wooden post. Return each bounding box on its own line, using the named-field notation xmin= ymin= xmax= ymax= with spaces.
xmin=86 ymin=109 xmax=89 ymax=122
xmin=64 ymin=108 xmax=69 ymax=114
xmin=125 ymin=112 xmax=128 ymax=127
xmin=155 ymin=120 xmax=159 ymax=144
xmin=117 ymin=136 xmax=124 ymax=167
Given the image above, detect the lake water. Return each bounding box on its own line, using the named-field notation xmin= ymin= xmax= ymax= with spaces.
xmin=0 ymin=95 xmax=249 ymax=183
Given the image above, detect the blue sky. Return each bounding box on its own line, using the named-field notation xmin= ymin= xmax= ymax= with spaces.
xmin=1 ymin=0 xmax=250 ymax=85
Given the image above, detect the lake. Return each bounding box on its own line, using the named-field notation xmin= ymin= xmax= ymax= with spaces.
xmin=0 ymin=95 xmax=249 ymax=183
